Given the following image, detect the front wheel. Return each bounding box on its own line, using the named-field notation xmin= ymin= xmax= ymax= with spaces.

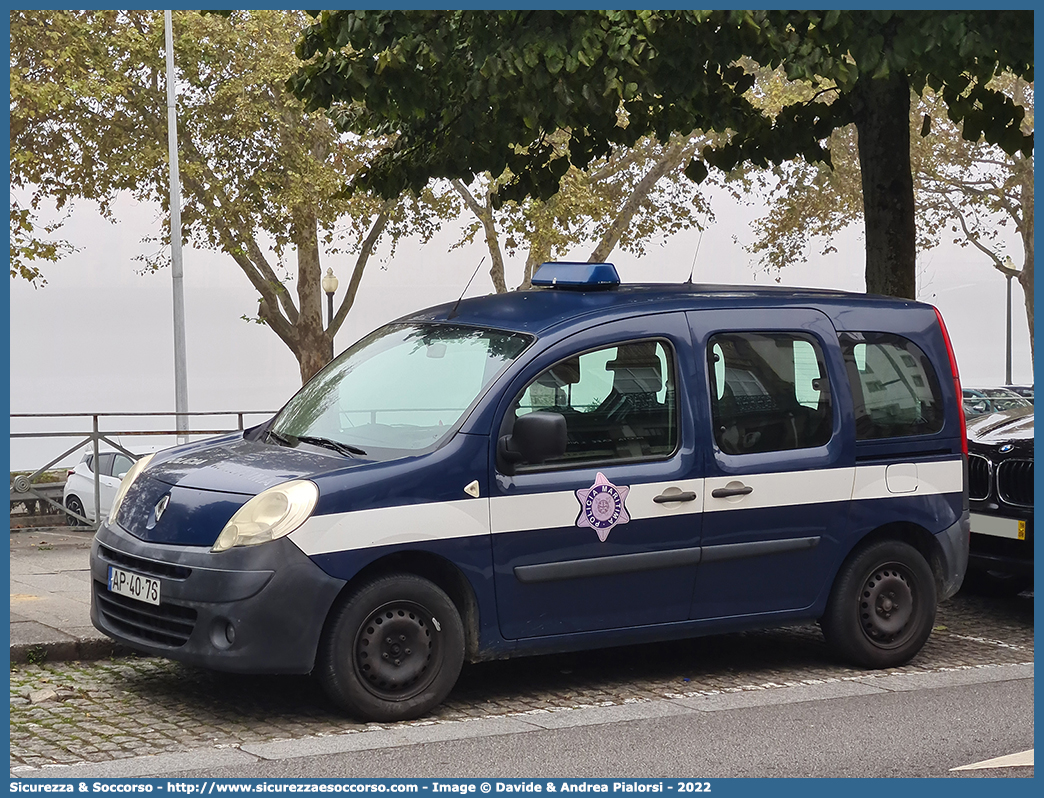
xmin=317 ymin=573 xmax=465 ymax=722
xmin=822 ymin=540 xmax=936 ymax=669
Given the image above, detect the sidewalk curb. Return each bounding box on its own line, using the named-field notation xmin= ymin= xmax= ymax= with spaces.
xmin=10 ymin=638 xmax=136 ymax=665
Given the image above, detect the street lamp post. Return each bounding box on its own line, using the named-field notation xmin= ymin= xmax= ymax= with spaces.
xmin=322 ymin=268 xmax=339 ymax=327
xmin=1005 ymin=271 xmax=1013 ymax=385
xmin=165 ymin=11 xmax=189 ymax=444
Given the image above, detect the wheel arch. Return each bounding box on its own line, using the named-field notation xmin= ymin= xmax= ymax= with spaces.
xmin=843 ymin=521 xmax=948 ymax=593
xmin=324 ymin=550 xmax=483 ymax=661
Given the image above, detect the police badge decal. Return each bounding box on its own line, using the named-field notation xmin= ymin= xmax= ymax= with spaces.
xmin=575 ymin=472 xmax=631 ymax=541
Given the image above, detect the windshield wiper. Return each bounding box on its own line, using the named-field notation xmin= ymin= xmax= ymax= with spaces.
xmin=267 ymin=429 xmax=295 ymax=447
xmin=295 ymin=435 xmax=367 ymax=458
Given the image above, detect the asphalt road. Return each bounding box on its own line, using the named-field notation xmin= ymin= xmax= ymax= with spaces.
xmin=30 ymin=668 xmax=1035 ymax=779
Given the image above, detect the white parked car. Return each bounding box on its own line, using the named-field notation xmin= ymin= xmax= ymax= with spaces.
xmin=63 ymin=449 xmax=141 ymax=525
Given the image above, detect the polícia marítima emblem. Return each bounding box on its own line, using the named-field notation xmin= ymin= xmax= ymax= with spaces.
xmin=576 ymin=473 xmax=630 ymax=542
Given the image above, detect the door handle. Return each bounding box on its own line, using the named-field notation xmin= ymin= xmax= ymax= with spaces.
xmin=711 ymin=485 xmax=753 ymax=498
xmin=653 ymin=491 xmax=697 ymax=504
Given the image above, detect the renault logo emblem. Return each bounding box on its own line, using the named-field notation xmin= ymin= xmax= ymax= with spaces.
xmin=154 ymin=495 xmax=170 ymax=522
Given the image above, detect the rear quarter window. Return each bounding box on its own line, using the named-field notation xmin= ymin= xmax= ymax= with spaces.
xmin=839 ymin=332 xmax=945 ymax=439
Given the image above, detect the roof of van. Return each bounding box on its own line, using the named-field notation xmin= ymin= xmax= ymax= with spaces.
xmin=403 ymin=282 xmax=931 ymax=336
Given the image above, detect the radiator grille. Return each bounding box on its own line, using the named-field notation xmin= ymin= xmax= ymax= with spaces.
xmin=997 ymin=459 xmax=1033 ymax=508
xmin=967 ymin=454 xmax=991 ymax=502
xmin=94 ymin=582 xmax=196 ymax=648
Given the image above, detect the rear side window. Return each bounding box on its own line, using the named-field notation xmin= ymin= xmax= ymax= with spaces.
xmin=839 ymin=332 xmax=944 ymax=439
xmin=97 ymin=453 xmax=115 ymax=476
xmin=709 ymin=332 xmax=833 ymax=455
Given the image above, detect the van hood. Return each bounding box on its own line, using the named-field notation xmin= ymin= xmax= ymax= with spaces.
xmin=116 ymin=436 xmax=376 ymax=546
xmin=147 ymin=436 xmax=365 ymax=495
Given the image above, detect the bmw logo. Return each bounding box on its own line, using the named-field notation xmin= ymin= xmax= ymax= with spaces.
xmin=999 ymin=444 xmax=1014 ymax=453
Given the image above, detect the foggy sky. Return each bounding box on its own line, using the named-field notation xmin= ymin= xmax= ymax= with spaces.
xmin=8 ymin=189 xmax=1033 ymax=471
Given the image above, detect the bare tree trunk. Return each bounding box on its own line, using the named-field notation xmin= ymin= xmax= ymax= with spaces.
xmin=328 ymin=201 xmax=394 ymax=338
xmin=1019 ymin=262 xmax=1033 ymax=366
xmin=1011 ymin=82 xmax=1034 ymax=366
xmin=451 ymin=180 xmax=507 ymax=293
xmin=292 ymin=205 xmax=331 ymax=383
xmin=1015 ymin=152 xmax=1034 ymax=364
xmin=587 ymin=139 xmax=688 ymax=263
xmin=851 ymin=73 xmax=917 ymax=299
xmin=519 ymin=243 xmax=552 ymax=290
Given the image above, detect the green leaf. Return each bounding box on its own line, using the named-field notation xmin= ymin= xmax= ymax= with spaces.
xmin=684 ymin=158 xmax=709 ymax=184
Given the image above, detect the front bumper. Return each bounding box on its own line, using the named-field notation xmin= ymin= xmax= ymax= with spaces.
xmin=90 ymin=522 xmax=346 ymax=673
xmin=968 ymin=511 xmax=1033 ymax=578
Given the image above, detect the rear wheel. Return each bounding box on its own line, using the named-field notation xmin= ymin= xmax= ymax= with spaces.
xmin=317 ymin=573 xmax=464 ymax=722
xmin=65 ymin=496 xmax=85 ymax=527
xmin=822 ymin=540 xmax=936 ymax=668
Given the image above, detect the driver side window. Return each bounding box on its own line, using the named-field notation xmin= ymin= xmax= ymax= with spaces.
xmin=506 ymin=339 xmax=677 ymax=469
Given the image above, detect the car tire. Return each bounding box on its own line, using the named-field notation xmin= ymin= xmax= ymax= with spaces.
xmin=65 ymin=495 xmax=85 ymax=527
xmin=317 ymin=573 xmax=465 ymax=722
xmin=822 ymin=539 xmax=936 ymax=669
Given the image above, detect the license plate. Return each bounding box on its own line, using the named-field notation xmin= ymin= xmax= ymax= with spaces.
xmin=970 ymin=513 xmax=1027 ymax=541
xmin=107 ymin=566 xmax=161 ymax=606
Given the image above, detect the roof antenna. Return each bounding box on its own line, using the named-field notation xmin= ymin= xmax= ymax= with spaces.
xmin=685 ymin=217 xmax=707 ymax=285
xmin=448 ymin=256 xmax=486 ymax=320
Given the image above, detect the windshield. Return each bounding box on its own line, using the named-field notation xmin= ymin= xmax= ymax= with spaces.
xmin=270 ymin=323 xmax=531 ymax=453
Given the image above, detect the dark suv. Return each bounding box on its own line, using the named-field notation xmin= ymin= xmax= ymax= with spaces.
xmin=967 ymin=406 xmax=1034 ymax=592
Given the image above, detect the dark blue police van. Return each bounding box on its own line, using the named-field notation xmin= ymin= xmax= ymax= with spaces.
xmin=91 ymin=262 xmax=969 ymax=721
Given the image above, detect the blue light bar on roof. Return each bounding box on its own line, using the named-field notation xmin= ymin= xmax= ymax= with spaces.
xmin=531 ymin=261 xmax=620 ymax=290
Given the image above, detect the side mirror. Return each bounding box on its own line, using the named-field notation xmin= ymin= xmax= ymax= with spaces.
xmin=497 ymin=411 xmax=567 ymax=475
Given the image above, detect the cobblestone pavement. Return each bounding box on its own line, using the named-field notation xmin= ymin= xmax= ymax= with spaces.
xmin=10 ymin=588 xmax=1033 ymax=770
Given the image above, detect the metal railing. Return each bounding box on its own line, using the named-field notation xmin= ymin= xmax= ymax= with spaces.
xmin=10 ymin=411 xmax=274 ymax=529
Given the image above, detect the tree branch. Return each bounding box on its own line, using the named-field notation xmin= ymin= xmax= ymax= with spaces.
xmin=180 ymin=171 xmax=299 ymax=347
xmin=587 ymin=138 xmax=690 ymax=263
xmin=328 ymin=198 xmax=396 ymax=336
xmin=944 ymin=195 xmax=1020 ymax=278
xmin=178 ymin=134 xmax=301 ymax=324
xmin=451 ymin=178 xmax=507 ymax=292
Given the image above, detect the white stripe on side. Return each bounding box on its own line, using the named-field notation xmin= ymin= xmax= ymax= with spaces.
xmin=704 ymin=467 xmax=856 ymax=513
xmin=490 ymin=478 xmax=704 ymax=535
xmin=288 ymin=460 xmax=964 ymax=557
xmin=851 ymin=458 xmax=964 ymax=502
xmin=289 ymin=498 xmax=489 ymax=557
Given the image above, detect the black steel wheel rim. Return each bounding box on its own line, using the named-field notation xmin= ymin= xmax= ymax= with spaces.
xmin=354 ymin=600 xmax=440 ymax=701
xmin=858 ymin=562 xmax=917 ymax=649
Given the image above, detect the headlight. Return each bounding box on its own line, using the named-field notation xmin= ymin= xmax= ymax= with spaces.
xmin=212 ymin=480 xmax=319 ymax=553
xmin=107 ymin=453 xmax=156 ymax=526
